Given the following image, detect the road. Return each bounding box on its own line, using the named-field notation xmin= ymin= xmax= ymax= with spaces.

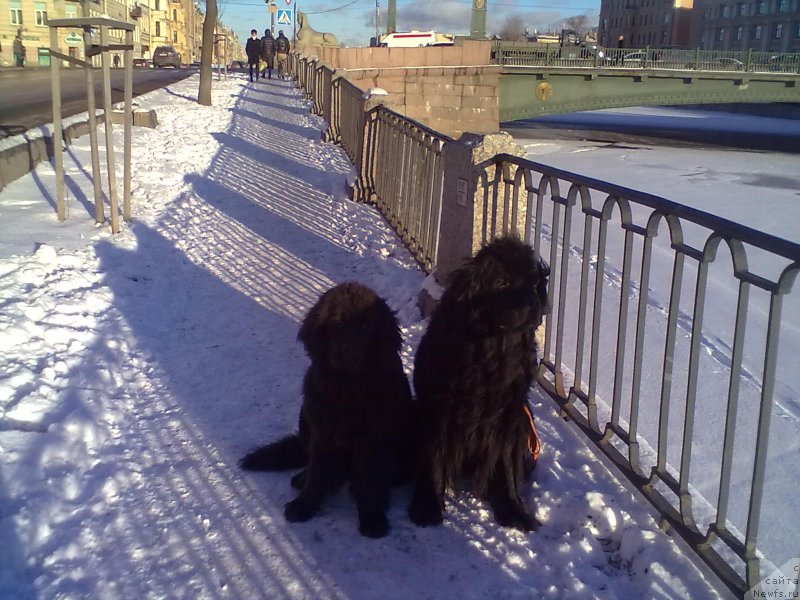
xmin=0 ymin=67 xmax=194 ymax=139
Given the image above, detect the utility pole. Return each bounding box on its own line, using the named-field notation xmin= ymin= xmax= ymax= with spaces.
xmin=374 ymin=0 xmax=379 ymax=45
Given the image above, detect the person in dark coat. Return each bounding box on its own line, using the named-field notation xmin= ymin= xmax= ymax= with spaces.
xmin=245 ymin=29 xmax=262 ymax=82
xmin=274 ymin=30 xmax=290 ymax=79
xmin=13 ymin=36 xmax=25 ymax=68
xmin=260 ymin=29 xmax=275 ymax=79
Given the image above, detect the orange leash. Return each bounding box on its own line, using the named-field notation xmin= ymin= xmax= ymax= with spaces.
xmin=523 ymin=404 xmax=541 ymax=467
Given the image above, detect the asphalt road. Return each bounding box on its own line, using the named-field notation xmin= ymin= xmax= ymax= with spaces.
xmin=0 ymin=67 xmax=194 ymax=139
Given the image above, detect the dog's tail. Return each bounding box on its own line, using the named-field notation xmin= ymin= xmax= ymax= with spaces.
xmin=239 ymin=435 xmax=308 ymax=471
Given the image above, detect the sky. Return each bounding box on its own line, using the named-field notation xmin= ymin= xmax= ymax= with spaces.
xmin=0 ymin=72 xmax=746 ymax=598
xmin=219 ymin=0 xmax=601 ymax=49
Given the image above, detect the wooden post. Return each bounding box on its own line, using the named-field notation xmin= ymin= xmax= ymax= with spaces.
xmin=82 ymin=3 xmax=104 ymax=224
xmin=123 ymin=28 xmax=133 ymax=222
xmin=50 ymin=26 xmax=66 ymax=221
xmin=100 ymin=25 xmax=120 ymax=234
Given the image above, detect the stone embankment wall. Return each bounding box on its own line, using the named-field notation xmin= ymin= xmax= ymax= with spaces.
xmin=297 ymin=41 xmax=501 ymax=138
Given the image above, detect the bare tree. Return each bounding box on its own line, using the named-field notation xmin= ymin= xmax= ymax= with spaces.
xmin=198 ymin=0 xmax=217 ymax=106
xmin=497 ymin=15 xmax=527 ymax=41
xmin=562 ymin=14 xmax=591 ymax=35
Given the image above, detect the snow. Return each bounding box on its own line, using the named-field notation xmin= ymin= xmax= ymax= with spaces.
xmin=1 ymin=74 xmax=727 ymax=598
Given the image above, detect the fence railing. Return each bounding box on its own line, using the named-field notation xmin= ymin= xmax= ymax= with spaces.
xmin=288 ymin=51 xmax=800 ymax=596
xmin=476 ymin=154 xmax=800 ymax=596
xmin=292 ymin=54 xmax=450 ymax=272
xmin=492 ymin=42 xmax=800 ymax=74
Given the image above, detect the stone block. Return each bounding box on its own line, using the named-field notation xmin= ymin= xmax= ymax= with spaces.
xmin=404 ymin=93 xmax=431 ymax=108
xmin=461 ymin=94 xmax=497 ymax=110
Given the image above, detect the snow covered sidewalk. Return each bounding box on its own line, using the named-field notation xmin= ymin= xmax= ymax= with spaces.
xmin=1 ymin=74 xmax=725 ymax=598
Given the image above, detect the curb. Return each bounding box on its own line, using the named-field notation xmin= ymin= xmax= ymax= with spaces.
xmin=0 ymin=109 xmax=158 ymax=192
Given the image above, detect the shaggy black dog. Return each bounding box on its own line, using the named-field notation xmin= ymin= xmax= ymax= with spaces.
xmin=239 ymin=282 xmax=413 ymax=538
xmin=409 ymin=236 xmax=549 ymax=531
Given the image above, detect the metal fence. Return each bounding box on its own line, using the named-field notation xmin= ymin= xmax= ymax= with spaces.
xmin=292 ymin=55 xmax=450 ymax=272
xmin=288 ymin=52 xmax=800 ymax=595
xmin=476 ymin=154 xmax=800 ymax=596
xmin=492 ymin=42 xmax=800 ymax=73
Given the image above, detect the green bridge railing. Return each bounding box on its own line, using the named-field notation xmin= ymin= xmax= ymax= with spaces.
xmin=492 ymin=42 xmax=800 ymax=74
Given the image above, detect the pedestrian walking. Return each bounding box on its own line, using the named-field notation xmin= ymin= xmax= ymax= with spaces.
xmin=260 ymin=29 xmax=275 ymax=79
xmin=245 ymin=29 xmax=262 ymax=82
xmin=13 ymin=36 xmax=25 ymax=68
xmin=274 ymin=30 xmax=290 ymax=80
xmin=113 ymin=54 xmax=121 ymax=68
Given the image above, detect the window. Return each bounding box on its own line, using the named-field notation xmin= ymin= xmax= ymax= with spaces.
xmin=172 ymin=30 xmax=177 ymax=43
xmin=775 ymin=22 xmax=783 ymax=37
xmin=172 ymin=9 xmax=177 ymax=21
xmin=723 ymin=4 xmax=730 ymax=16
xmin=796 ymin=22 xmax=800 ymax=37
xmin=65 ymin=5 xmax=77 ymax=18
xmin=777 ymin=0 xmax=787 ymax=10
xmin=9 ymin=0 xmax=22 ymax=25
xmin=754 ymin=24 xmax=763 ymax=38
xmin=758 ymin=1 xmax=766 ymax=13
xmin=34 ymin=1 xmax=47 ymax=26
xmin=739 ymin=2 xmax=747 ymax=15
xmin=155 ymin=21 xmax=161 ymax=36
xmin=736 ymin=25 xmax=744 ymax=39
xmin=155 ymin=0 xmax=160 ymax=10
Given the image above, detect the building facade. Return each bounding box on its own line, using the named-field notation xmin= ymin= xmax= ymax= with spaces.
xmin=599 ymin=0 xmax=800 ymax=51
xmin=692 ymin=0 xmax=800 ymax=52
xmin=1 ymin=0 xmax=244 ymax=67
xmin=599 ymin=0 xmax=695 ymax=49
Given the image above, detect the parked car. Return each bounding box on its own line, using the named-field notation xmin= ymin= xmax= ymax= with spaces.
xmin=767 ymin=53 xmax=800 ymax=73
xmin=620 ymin=51 xmax=650 ymax=66
xmin=132 ymin=57 xmax=149 ymax=68
xmin=153 ymin=46 xmax=181 ymax=68
xmin=710 ymin=57 xmax=744 ymax=70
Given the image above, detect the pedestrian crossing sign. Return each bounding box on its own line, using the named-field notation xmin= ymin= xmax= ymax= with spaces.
xmin=276 ymin=9 xmax=292 ymax=26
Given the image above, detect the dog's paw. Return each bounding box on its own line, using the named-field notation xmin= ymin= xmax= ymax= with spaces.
xmin=494 ymin=506 xmax=541 ymax=532
xmin=358 ymin=513 xmax=389 ymax=538
xmin=409 ymin=496 xmax=444 ymax=527
xmin=284 ymin=498 xmax=317 ymax=523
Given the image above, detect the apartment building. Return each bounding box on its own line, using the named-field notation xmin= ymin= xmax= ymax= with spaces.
xmin=0 ymin=0 xmax=249 ymax=67
xmin=599 ymin=0 xmax=695 ymax=49
xmin=692 ymin=0 xmax=800 ymax=52
xmin=1 ymin=0 xmax=151 ymax=66
xmin=599 ymin=0 xmax=800 ymax=51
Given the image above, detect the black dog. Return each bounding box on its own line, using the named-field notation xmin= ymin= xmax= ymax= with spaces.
xmin=409 ymin=236 xmax=549 ymax=531
xmin=240 ymin=282 xmax=413 ymax=538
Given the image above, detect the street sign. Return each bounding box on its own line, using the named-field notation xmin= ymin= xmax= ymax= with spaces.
xmin=64 ymin=31 xmax=83 ymax=46
xmin=276 ymin=9 xmax=292 ymax=26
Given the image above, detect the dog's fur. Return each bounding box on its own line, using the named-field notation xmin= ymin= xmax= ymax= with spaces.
xmin=239 ymin=282 xmax=413 ymax=538
xmin=409 ymin=236 xmax=549 ymax=531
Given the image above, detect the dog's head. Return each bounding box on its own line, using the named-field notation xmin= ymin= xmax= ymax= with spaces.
xmin=442 ymin=236 xmax=550 ymax=333
xmin=298 ymin=282 xmax=402 ymax=372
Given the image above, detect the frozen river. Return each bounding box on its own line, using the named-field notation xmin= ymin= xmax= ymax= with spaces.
xmin=507 ymin=105 xmax=800 ymax=579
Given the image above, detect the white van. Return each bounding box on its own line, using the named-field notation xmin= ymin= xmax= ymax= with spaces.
xmin=379 ymin=31 xmax=455 ymax=48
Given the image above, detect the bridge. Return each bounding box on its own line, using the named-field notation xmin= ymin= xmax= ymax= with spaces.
xmin=495 ymin=45 xmax=800 ymax=121
xmin=300 ymin=41 xmax=799 ymax=136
